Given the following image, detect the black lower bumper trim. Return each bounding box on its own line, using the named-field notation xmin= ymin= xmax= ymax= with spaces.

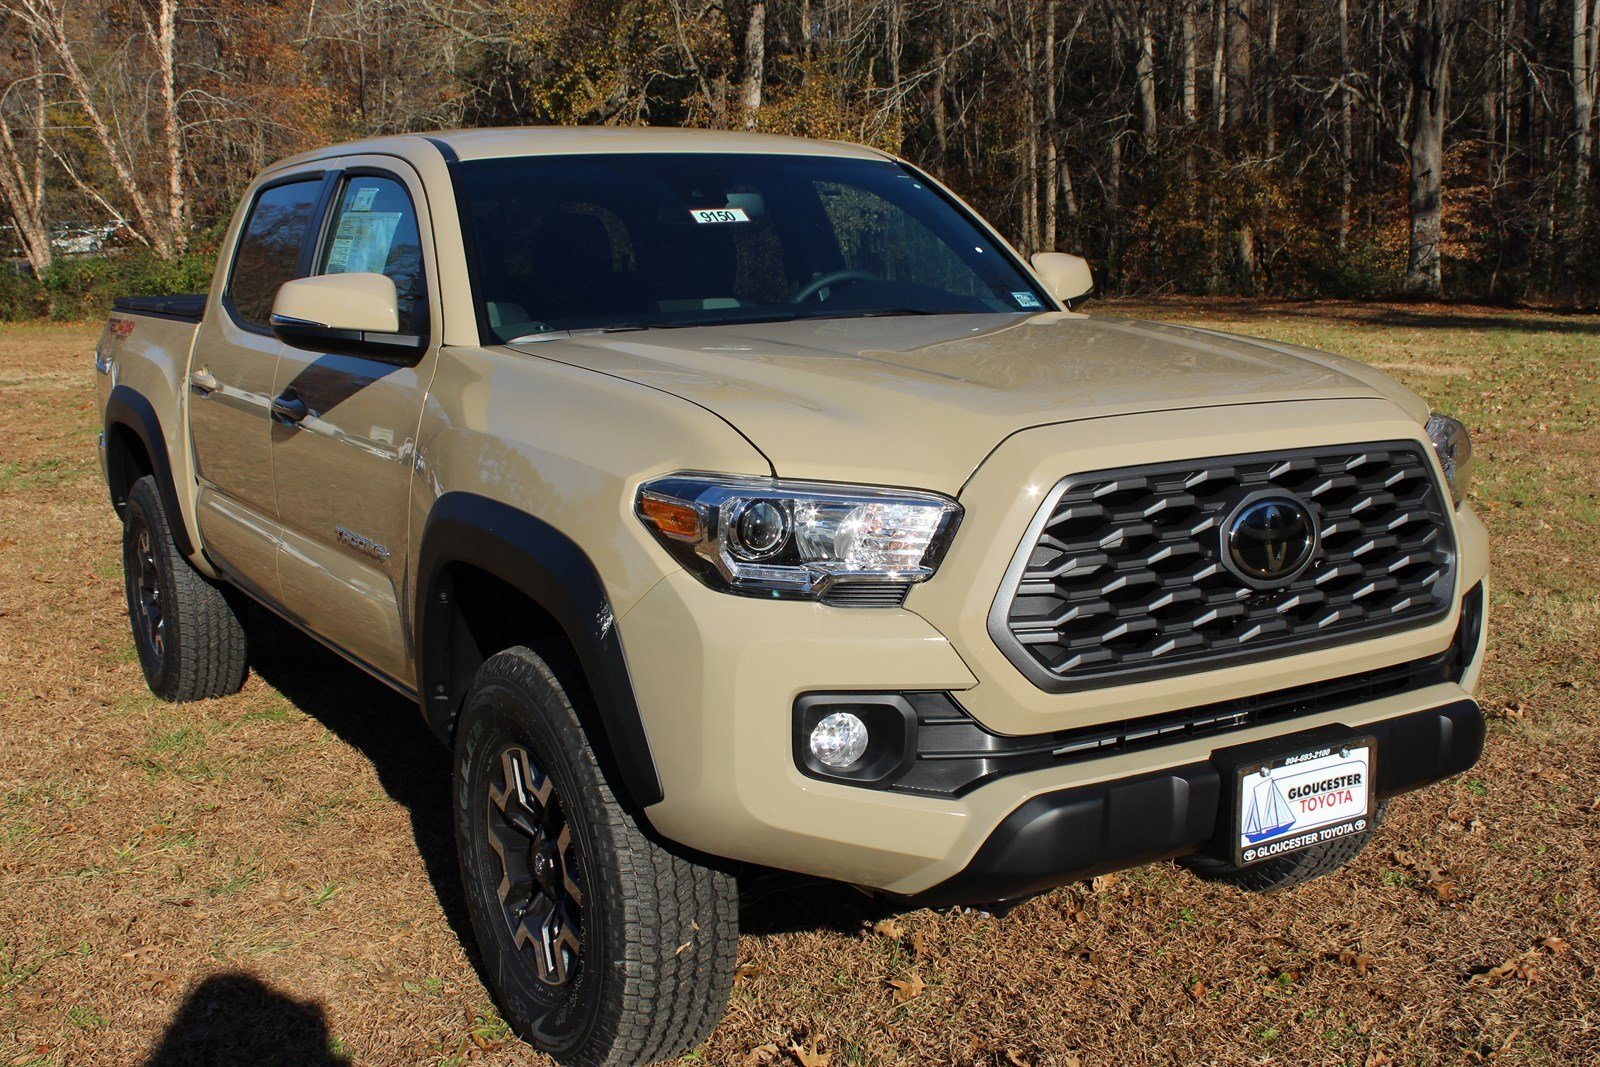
xmin=913 ymin=698 xmax=1483 ymax=907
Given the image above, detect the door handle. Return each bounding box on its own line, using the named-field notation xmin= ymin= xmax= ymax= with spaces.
xmin=270 ymin=391 xmax=309 ymax=424
xmin=189 ymin=369 xmax=219 ymax=394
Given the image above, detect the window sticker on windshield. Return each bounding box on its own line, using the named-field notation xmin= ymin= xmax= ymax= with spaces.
xmin=1012 ymin=291 xmax=1044 ymax=309
xmin=690 ymin=207 xmax=751 ymax=224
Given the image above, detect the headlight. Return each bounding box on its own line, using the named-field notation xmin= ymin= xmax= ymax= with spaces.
xmin=1425 ymin=413 xmax=1473 ymax=506
xmin=635 ymin=474 xmax=961 ymax=601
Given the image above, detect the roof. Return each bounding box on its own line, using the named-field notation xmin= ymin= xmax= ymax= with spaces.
xmin=267 ymin=125 xmax=892 ymax=172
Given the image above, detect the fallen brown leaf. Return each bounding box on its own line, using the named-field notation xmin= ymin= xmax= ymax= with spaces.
xmin=742 ymin=1042 xmax=781 ymax=1066
xmin=788 ymin=1037 xmax=831 ymax=1067
xmin=1538 ymin=936 xmax=1570 ymax=956
xmin=888 ymin=968 xmax=927 ymax=1002
xmin=1004 ymin=1050 xmax=1031 ymax=1067
xmin=872 ymin=918 xmax=905 ymax=940
xmin=1338 ymin=949 xmax=1375 ymax=977
xmin=910 ymin=929 xmax=929 ymax=962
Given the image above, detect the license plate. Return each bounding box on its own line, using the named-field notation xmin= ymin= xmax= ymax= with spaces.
xmin=1235 ymin=737 xmax=1375 ymax=866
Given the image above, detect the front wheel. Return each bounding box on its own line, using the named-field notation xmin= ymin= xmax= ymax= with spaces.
xmin=453 ymin=646 xmax=738 ymax=1066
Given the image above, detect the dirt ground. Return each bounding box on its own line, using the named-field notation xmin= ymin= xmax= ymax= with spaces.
xmin=1 ymin=300 xmax=1596 ymax=1067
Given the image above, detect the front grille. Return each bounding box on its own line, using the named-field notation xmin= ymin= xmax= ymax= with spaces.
xmin=989 ymin=443 xmax=1457 ymax=692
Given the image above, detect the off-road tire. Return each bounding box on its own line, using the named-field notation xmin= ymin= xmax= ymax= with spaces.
xmin=122 ymin=475 xmax=248 ymax=701
xmin=1180 ymin=801 xmax=1389 ymax=893
xmin=453 ymin=646 xmax=739 ymax=1067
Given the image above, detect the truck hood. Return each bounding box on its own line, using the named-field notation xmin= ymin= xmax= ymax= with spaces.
xmin=507 ymin=312 xmax=1427 ymax=496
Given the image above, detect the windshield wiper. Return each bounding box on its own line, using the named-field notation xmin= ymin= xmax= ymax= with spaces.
xmin=815 ymin=308 xmax=958 ymax=320
xmin=521 ymin=311 xmax=807 ymax=339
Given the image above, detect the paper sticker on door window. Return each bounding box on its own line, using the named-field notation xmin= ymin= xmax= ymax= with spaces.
xmin=689 ymin=207 xmax=751 ymax=224
xmin=352 ymin=186 xmax=380 ymax=211
xmin=324 ymin=211 xmax=402 ymax=274
xmin=1012 ymin=291 xmax=1044 ymax=309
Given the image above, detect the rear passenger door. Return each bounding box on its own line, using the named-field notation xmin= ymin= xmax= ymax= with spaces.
xmin=189 ymin=169 xmax=328 ymax=593
xmin=269 ymin=161 xmax=438 ymax=686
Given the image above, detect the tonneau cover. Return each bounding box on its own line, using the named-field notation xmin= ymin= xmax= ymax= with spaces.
xmin=111 ymin=293 xmax=207 ymax=321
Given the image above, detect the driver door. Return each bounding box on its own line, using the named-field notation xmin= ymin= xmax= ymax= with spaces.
xmin=269 ymin=159 xmax=440 ymax=686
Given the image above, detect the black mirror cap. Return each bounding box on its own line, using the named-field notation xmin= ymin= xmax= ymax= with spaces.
xmin=270 ymin=314 xmax=428 ymax=365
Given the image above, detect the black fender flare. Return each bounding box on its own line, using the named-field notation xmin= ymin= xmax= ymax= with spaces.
xmin=104 ymin=384 xmax=194 ymax=558
xmin=415 ymin=492 xmax=664 ymax=807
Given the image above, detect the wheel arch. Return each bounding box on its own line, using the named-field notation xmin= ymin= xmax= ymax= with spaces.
xmin=415 ymin=492 xmax=664 ymax=808
xmin=104 ymin=384 xmax=193 ymax=558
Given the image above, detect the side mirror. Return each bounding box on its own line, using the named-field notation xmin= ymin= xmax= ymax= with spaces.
xmin=1030 ymin=252 xmax=1095 ymax=309
xmin=270 ymin=273 xmax=426 ymax=362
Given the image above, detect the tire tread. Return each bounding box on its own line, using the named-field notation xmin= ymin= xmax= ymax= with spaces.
xmin=124 ymin=477 xmax=248 ymax=702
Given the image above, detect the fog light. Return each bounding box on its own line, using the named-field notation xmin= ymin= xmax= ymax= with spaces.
xmin=809 ymin=712 xmax=868 ymax=768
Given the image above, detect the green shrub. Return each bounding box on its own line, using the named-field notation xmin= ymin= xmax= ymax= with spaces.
xmin=1 ymin=222 xmax=226 ymax=322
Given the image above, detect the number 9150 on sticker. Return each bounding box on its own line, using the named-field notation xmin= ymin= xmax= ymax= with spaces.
xmin=690 ymin=207 xmax=751 ymax=224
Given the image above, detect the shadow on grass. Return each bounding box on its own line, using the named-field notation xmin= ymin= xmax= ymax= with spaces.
xmin=142 ymin=971 xmax=349 ymax=1066
xmin=240 ymin=607 xmax=471 ymax=949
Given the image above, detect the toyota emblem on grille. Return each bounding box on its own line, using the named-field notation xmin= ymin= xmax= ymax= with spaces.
xmin=1222 ymin=492 xmax=1319 ymax=588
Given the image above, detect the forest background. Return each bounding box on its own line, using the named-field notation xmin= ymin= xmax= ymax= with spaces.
xmin=3 ymin=0 xmax=1598 ymax=317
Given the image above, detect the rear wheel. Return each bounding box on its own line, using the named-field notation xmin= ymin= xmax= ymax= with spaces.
xmin=121 ymin=476 xmax=248 ymax=701
xmin=453 ymin=646 xmax=738 ymax=1066
xmin=1180 ymin=801 xmax=1389 ymax=893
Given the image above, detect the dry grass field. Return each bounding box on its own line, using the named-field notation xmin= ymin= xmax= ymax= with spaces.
xmin=1 ymin=301 xmax=1597 ymax=1066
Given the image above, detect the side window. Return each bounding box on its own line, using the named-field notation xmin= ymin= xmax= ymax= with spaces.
xmin=317 ymin=176 xmax=427 ymax=335
xmin=227 ymin=180 xmax=323 ymax=327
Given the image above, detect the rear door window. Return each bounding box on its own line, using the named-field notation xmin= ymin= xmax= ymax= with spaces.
xmin=227 ymin=180 xmax=324 ymax=327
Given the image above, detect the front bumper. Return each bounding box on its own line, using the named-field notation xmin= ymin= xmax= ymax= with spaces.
xmin=913 ymin=698 xmax=1482 ymax=906
xmin=620 ymin=565 xmax=1487 ymax=897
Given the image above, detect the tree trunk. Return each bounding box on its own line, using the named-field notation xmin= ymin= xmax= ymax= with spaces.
xmin=1023 ymin=19 xmax=1038 ymax=254
xmin=886 ymin=0 xmax=902 ymax=117
xmin=1262 ymin=0 xmax=1278 ymax=154
xmin=740 ymin=0 xmax=765 ymax=126
xmin=151 ymin=0 xmax=188 ymax=253
xmin=1226 ymin=0 xmax=1252 ymax=130
xmin=1181 ymin=1 xmax=1199 ymax=122
xmin=1136 ymin=4 xmax=1158 ymax=148
xmin=1044 ymin=0 xmax=1059 ymax=251
xmin=1405 ymin=0 xmax=1453 ymax=296
xmin=1575 ymin=0 xmax=1595 ymax=193
xmin=1212 ymin=0 xmax=1228 ymax=131
xmin=1338 ymin=0 xmax=1353 ymax=249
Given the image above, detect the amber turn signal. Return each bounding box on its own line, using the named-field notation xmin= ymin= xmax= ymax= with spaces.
xmin=638 ymin=494 xmax=701 ymax=540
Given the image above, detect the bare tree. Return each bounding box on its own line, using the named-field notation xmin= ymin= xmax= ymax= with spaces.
xmin=1574 ymin=0 xmax=1599 ymax=193
xmin=1404 ymin=0 xmax=1454 ymax=296
xmin=0 ymin=28 xmax=51 ymax=275
xmin=742 ymin=0 xmax=766 ymax=124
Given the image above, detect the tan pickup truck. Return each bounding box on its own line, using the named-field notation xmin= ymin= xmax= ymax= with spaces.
xmin=95 ymin=127 xmax=1487 ymax=1066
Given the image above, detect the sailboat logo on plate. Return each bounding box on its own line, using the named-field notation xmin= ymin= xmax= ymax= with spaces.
xmin=1236 ymin=743 xmax=1374 ymax=864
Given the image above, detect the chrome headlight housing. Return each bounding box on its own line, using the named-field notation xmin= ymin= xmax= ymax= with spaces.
xmin=636 ymin=474 xmax=961 ymax=601
xmin=1425 ymin=413 xmax=1473 ymax=506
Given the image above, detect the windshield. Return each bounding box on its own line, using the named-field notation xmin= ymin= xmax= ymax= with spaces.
xmin=454 ymin=153 xmax=1050 ymax=342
